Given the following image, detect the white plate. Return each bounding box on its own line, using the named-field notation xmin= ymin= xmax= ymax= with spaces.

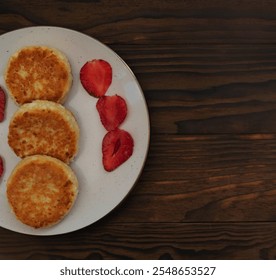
xmin=0 ymin=26 xmax=150 ymax=235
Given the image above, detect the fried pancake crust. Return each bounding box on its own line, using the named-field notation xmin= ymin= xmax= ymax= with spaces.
xmin=5 ymin=46 xmax=72 ymax=105
xmin=8 ymin=100 xmax=79 ymax=164
xmin=7 ymin=155 xmax=78 ymax=228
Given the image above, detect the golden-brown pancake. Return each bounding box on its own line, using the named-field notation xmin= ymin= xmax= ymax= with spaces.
xmin=7 ymin=155 xmax=78 ymax=228
xmin=5 ymin=46 xmax=72 ymax=105
xmin=8 ymin=100 xmax=79 ymax=164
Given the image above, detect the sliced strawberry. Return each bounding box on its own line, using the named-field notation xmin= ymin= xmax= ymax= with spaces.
xmin=80 ymin=59 xmax=112 ymax=98
xmin=96 ymin=95 xmax=127 ymax=131
xmin=0 ymin=86 xmax=6 ymax=122
xmin=0 ymin=156 xmax=3 ymax=178
xmin=102 ymin=128 xmax=134 ymax=172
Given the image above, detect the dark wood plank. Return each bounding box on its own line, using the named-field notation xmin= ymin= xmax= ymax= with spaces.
xmin=1 ymin=0 xmax=276 ymax=45
xmin=106 ymin=134 xmax=276 ymax=222
xmin=127 ymin=44 xmax=276 ymax=134
xmin=87 ymin=43 xmax=276 ymax=134
xmin=0 ymin=222 xmax=275 ymax=260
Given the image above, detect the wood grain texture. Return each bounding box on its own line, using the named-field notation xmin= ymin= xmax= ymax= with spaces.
xmin=103 ymin=134 xmax=276 ymax=223
xmin=1 ymin=0 xmax=276 ymax=259
xmin=1 ymin=222 xmax=276 ymax=260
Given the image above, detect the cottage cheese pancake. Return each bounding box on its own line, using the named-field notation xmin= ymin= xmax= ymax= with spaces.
xmin=5 ymin=46 xmax=72 ymax=105
xmin=8 ymin=100 xmax=79 ymax=163
xmin=7 ymin=155 xmax=78 ymax=228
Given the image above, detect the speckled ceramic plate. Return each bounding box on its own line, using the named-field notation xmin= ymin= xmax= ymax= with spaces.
xmin=0 ymin=26 xmax=150 ymax=235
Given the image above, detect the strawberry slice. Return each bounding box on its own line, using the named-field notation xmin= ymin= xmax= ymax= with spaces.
xmin=102 ymin=128 xmax=134 ymax=172
xmin=0 ymin=156 xmax=3 ymax=178
xmin=96 ymin=95 xmax=127 ymax=131
xmin=0 ymin=86 xmax=6 ymax=122
xmin=80 ymin=59 xmax=112 ymax=98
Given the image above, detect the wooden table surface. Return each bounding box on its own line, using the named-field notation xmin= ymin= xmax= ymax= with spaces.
xmin=1 ymin=0 xmax=276 ymax=260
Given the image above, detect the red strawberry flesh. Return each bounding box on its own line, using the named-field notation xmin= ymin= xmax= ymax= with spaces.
xmin=0 ymin=86 xmax=6 ymax=122
xmin=0 ymin=156 xmax=3 ymax=178
xmin=80 ymin=59 xmax=112 ymax=98
xmin=102 ymin=128 xmax=134 ymax=172
xmin=96 ymin=95 xmax=127 ymax=131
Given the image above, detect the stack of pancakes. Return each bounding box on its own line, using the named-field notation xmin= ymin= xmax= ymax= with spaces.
xmin=5 ymin=46 xmax=79 ymax=229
